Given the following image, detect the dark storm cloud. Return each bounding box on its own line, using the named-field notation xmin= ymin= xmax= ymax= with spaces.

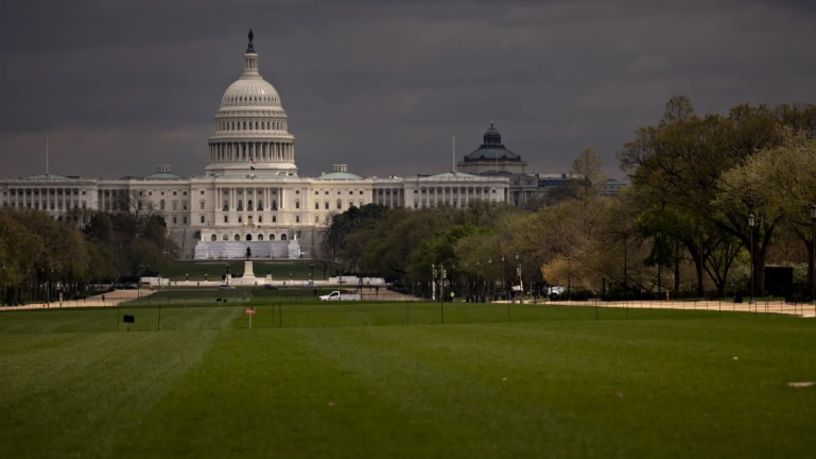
xmin=1 ymin=0 xmax=815 ymax=178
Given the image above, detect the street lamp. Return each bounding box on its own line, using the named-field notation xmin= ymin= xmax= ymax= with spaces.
xmin=656 ymin=231 xmax=662 ymax=301
xmin=515 ymin=253 xmax=522 ymax=303
xmin=748 ymin=213 xmax=756 ymax=309
xmin=810 ymin=205 xmax=816 ymax=303
xmin=488 ymin=258 xmax=494 ymax=301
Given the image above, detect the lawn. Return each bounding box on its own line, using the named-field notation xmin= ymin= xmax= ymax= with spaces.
xmin=1 ymin=292 xmax=815 ymax=458
xmin=158 ymin=260 xmax=327 ymax=281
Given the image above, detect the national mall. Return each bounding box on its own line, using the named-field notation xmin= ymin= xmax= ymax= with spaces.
xmin=0 ymin=32 xmax=621 ymax=260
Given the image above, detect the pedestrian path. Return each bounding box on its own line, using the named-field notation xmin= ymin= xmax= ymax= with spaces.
xmin=543 ymin=298 xmax=816 ymax=318
xmin=0 ymin=289 xmax=153 ymax=311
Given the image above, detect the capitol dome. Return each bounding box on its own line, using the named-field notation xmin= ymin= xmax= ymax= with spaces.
xmin=220 ymin=79 xmax=281 ymax=108
xmin=205 ymin=30 xmax=297 ymax=176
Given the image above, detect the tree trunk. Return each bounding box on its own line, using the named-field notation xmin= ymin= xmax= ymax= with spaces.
xmin=806 ymin=237 xmax=815 ymax=299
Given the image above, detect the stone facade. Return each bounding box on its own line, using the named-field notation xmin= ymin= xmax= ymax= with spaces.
xmin=0 ymin=32 xmax=510 ymax=259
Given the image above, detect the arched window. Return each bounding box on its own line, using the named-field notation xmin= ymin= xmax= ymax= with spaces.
xmin=246 ymin=234 xmax=252 ymax=241
xmin=234 ymin=234 xmax=240 ymax=241
xmin=281 ymin=234 xmax=287 ymax=241
xmin=211 ymin=234 xmax=217 ymax=241
xmin=257 ymin=234 xmax=264 ymax=241
xmin=222 ymin=234 xmax=228 ymax=241
xmin=270 ymin=234 xmax=276 ymax=240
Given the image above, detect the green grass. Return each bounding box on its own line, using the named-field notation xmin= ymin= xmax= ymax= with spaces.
xmin=1 ymin=292 xmax=815 ymax=458
xmin=158 ymin=260 xmax=327 ymax=280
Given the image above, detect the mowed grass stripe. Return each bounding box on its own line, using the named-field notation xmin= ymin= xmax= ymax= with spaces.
xmin=292 ymin=321 xmax=816 ymax=457
xmin=108 ymin=329 xmax=441 ymax=458
xmin=0 ymin=329 xmax=227 ymax=458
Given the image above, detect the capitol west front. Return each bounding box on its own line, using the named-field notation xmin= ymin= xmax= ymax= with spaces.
xmin=0 ymin=33 xmax=510 ymax=259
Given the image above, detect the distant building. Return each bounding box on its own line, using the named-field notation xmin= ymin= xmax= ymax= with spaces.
xmin=458 ymin=123 xmax=527 ymax=175
xmin=457 ymin=123 xmax=626 ymax=206
xmin=0 ymin=31 xmax=510 ymax=260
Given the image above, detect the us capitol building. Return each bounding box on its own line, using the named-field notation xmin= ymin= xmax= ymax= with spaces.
xmin=0 ymin=32 xmax=512 ymax=260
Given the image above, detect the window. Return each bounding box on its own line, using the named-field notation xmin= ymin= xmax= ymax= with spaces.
xmin=324 ymin=202 xmax=329 ymax=209
xmin=238 ymin=216 xmax=243 ymax=223
xmin=200 ymin=201 xmax=205 ymax=210
xmin=295 ymin=216 xmax=300 ymax=223
xmin=270 ymin=234 xmax=276 ymax=240
xmin=272 ymin=216 xmax=277 ymax=223
xmin=160 ymin=200 xmax=165 ymax=210
xmin=295 ymin=201 xmax=300 ymax=209
xmin=172 ymin=217 xmax=177 ymax=224
xmin=223 ymin=215 xmax=228 ymax=223
xmin=211 ymin=234 xmax=217 ymax=241
xmin=200 ymin=216 xmax=205 ymax=224
xmin=281 ymin=234 xmax=287 ymax=241
xmin=258 ymin=234 xmax=264 ymax=241
xmin=246 ymin=234 xmax=252 ymax=241
xmin=183 ymin=217 xmax=187 ymax=224
xmin=234 ymin=234 xmax=240 ymax=241
xmin=315 ymin=202 xmax=319 ymax=209
xmin=259 ymin=216 xmax=263 ymax=223
xmin=337 ymin=199 xmax=342 ymax=209
xmin=223 ymin=234 xmax=228 ymax=241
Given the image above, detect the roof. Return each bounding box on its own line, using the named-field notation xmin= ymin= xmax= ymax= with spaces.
xmin=464 ymin=147 xmax=522 ymax=161
xmin=25 ymin=174 xmax=73 ymax=181
xmin=144 ymin=172 xmax=184 ymax=180
xmin=317 ymin=171 xmax=363 ymax=181
xmin=429 ymin=171 xmax=477 ymax=179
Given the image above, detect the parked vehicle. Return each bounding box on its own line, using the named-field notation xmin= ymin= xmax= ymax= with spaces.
xmin=547 ymin=286 xmax=566 ymax=299
xmin=319 ymin=290 xmax=362 ymax=301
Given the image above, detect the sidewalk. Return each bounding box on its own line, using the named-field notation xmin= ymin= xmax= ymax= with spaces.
xmin=542 ymin=298 xmax=816 ymax=318
xmin=0 ymin=289 xmax=153 ymax=311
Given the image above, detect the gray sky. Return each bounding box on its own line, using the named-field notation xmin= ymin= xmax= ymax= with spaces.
xmin=1 ymin=0 xmax=814 ymax=179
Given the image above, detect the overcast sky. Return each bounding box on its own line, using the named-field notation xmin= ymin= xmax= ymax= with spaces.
xmin=1 ymin=0 xmax=814 ymax=179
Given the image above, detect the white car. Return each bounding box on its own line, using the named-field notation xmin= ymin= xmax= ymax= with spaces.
xmin=319 ymin=290 xmax=362 ymax=301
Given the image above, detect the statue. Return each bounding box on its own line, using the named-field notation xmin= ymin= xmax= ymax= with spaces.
xmin=246 ymin=29 xmax=255 ymax=53
xmin=246 ymin=247 xmax=252 ymax=259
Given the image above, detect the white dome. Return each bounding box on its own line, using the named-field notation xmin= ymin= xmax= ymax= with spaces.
xmin=205 ymin=31 xmax=298 ymax=177
xmin=220 ymin=78 xmax=281 ymax=108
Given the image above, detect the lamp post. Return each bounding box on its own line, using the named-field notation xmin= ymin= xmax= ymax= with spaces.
xmin=656 ymin=231 xmax=662 ymax=301
xmin=515 ymin=253 xmax=522 ymax=304
xmin=137 ymin=264 xmax=144 ymax=299
xmin=487 ymin=258 xmax=492 ymax=301
xmin=810 ymin=205 xmax=816 ymax=303
xmin=500 ymin=255 xmax=506 ymax=300
xmin=748 ymin=213 xmax=756 ymax=310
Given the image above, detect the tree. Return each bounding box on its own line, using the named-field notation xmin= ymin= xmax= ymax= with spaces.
xmin=571 ymin=147 xmax=605 ymax=200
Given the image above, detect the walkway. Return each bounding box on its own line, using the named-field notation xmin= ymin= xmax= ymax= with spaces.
xmin=541 ymin=298 xmax=816 ymax=318
xmin=0 ymin=289 xmax=153 ymax=311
